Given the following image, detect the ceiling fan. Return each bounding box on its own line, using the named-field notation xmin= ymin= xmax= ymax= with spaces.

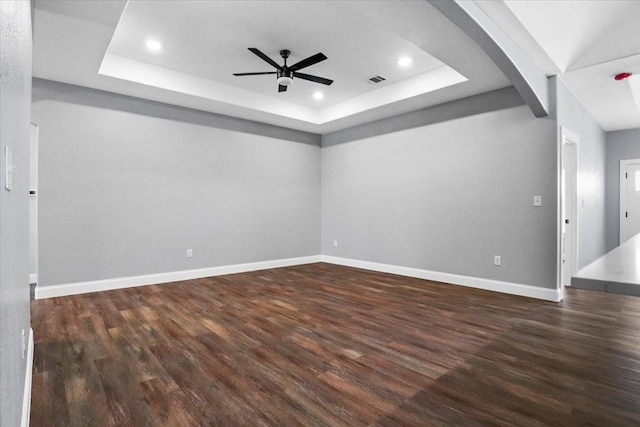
xmin=233 ymin=48 xmax=333 ymax=92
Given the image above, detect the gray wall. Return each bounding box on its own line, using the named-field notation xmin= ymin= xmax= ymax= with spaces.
xmin=554 ymin=77 xmax=607 ymax=269
xmin=321 ymin=89 xmax=558 ymax=289
xmin=605 ymin=128 xmax=640 ymax=251
xmin=32 ymin=79 xmax=321 ymax=287
xmin=0 ymin=1 xmax=33 ymax=426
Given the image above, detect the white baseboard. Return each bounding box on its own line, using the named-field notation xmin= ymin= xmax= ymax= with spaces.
xmin=35 ymin=255 xmax=322 ymax=299
xmin=29 ymin=273 xmax=37 ymax=284
xmin=321 ymin=256 xmax=562 ymax=302
xmin=21 ymin=328 xmax=34 ymax=427
xmin=34 ymin=254 xmax=561 ymax=302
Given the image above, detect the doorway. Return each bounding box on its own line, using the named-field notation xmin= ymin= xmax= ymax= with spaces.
xmin=620 ymin=158 xmax=640 ymax=244
xmin=29 ymin=124 xmax=38 ymax=285
xmin=561 ymin=127 xmax=578 ymax=287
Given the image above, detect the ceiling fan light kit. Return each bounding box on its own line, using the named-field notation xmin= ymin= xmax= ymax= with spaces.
xmin=233 ymin=48 xmax=333 ymax=92
xmin=277 ymin=70 xmax=293 ymax=87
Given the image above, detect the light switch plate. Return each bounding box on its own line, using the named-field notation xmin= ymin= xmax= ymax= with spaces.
xmin=5 ymin=146 xmax=13 ymax=191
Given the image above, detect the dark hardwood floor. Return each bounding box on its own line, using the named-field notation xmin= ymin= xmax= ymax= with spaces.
xmin=30 ymin=263 xmax=640 ymax=426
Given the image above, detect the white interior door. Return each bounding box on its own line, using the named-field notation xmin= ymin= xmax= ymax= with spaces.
xmin=561 ymin=128 xmax=578 ymax=287
xmin=622 ymin=161 xmax=640 ymax=243
xmin=561 ymin=168 xmax=568 ymax=285
xmin=29 ymin=124 xmax=38 ymax=284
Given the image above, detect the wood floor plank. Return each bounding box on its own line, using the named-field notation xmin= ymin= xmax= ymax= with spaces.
xmin=138 ymin=377 xmax=202 ymax=426
xmin=148 ymin=343 xmax=232 ymax=424
xmin=30 ymin=263 xmax=640 ymax=425
xmin=94 ymin=356 xmax=158 ymax=426
xmin=31 ymin=371 xmax=70 ymax=426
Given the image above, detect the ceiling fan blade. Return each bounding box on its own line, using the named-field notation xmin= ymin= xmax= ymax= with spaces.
xmin=293 ymin=72 xmax=333 ymax=86
xmin=289 ymin=53 xmax=327 ymax=72
xmin=278 ymin=84 xmax=288 ymax=92
xmin=248 ymin=48 xmax=282 ymax=69
xmin=233 ymin=72 xmax=277 ymax=76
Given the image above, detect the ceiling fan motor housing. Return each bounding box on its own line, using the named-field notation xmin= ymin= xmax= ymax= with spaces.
xmin=277 ymin=69 xmax=294 ymax=86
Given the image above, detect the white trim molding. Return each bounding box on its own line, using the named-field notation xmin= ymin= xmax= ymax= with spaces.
xmin=21 ymin=328 xmax=34 ymax=427
xmin=35 ymin=254 xmax=561 ymax=302
xmin=35 ymin=256 xmax=322 ymax=299
xmin=321 ymin=256 xmax=562 ymax=302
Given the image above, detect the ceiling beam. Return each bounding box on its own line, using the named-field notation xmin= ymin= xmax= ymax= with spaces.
xmin=428 ymin=0 xmax=550 ymax=117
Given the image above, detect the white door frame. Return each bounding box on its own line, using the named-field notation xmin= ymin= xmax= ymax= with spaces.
xmin=560 ymin=127 xmax=579 ymax=288
xmin=620 ymin=158 xmax=640 ymax=244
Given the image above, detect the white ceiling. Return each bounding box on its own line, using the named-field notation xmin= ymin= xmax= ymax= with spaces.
xmin=100 ymin=1 xmax=469 ymax=127
xmin=108 ymin=1 xmax=451 ymax=108
xmin=33 ymin=0 xmax=640 ymax=133
xmin=32 ymin=0 xmax=509 ymax=133
xmin=480 ymin=0 xmax=640 ymax=131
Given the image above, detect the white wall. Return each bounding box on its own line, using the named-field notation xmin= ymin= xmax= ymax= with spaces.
xmin=554 ymin=77 xmax=607 ymax=269
xmin=0 ymin=1 xmax=33 ymax=426
xmin=321 ymin=89 xmax=558 ymax=289
xmin=32 ymin=79 xmax=321 ymax=289
xmin=605 ymin=128 xmax=640 ymax=251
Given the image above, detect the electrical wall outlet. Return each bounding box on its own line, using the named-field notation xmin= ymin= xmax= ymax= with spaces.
xmin=186 ymin=248 xmax=193 ymax=258
xmin=533 ymin=195 xmax=542 ymax=207
xmin=494 ymin=255 xmax=501 ymax=266
xmin=333 ymin=240 xmax=338 ymax=248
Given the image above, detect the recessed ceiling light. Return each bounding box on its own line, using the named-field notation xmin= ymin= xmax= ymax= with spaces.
xmin=313 ymin=92 xmax=324 ymax=101
xmin=398 ymin=56 xmax=413 ymax=68
xmin=145 ymin=39 xmax=162 ymax=52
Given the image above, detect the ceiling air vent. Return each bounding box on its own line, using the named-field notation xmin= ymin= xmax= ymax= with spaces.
xmin=368 ymin=75 xmax=386 ymax=84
